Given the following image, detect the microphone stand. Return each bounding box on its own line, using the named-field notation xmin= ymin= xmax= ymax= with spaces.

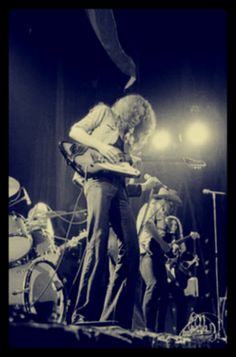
xmin=209 ymin=191 xmax=224 ymax=340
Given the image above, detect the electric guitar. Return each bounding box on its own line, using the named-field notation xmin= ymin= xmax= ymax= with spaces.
xmin=59 ymin=141 xmax=141 ymax=178
xmin=165 ymin=231 xmax=200 ymax=289
xmin=141 ymin=156 xmax=207 ymax=170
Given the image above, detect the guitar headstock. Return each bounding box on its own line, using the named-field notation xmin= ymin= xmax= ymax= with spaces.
xmin=183 ymin=157 xmax=206 ymax=170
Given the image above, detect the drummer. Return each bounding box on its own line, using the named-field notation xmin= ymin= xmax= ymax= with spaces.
xmin=9 ymin=177 xmax=56 ymax=256
xmin=27 ymin=202 xmax=57 ymax=255
xmin=28 ymin=203 xmax=54 ymax=238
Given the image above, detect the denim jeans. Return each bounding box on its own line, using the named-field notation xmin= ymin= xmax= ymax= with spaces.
xmin=72 ymin=175 xmax=139 ymax=329
xmin=140 ymin=246 xmax=166 ymax=331
xmin=140 ymin=240 xmax=187 ymax=333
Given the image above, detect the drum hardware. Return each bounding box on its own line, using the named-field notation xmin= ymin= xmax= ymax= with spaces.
xmin=12 ymin=288 xmax=30 ymax=296
xmin=54 ymin=280 xmax=64 ymax=291
xmin=9 ymin=232 xmax=25 ymax=237
xmin=9 ymin=187 xmax=32 ymax=208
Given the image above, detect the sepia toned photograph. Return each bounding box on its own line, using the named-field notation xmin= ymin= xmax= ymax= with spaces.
xmin=7 ymin=6 xmax=228 ymax=349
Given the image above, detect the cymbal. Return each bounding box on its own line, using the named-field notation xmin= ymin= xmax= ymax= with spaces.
xmin=9 ymin=177 xmax=20 ymax=198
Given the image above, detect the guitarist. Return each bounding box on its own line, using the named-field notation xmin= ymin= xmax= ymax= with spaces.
xmin=137 ymin=187 xmax=189 ymax=333
xmin=68 ymin=94 xmax=159 ymax=328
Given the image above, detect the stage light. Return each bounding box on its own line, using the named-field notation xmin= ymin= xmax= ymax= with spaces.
xmin=185 ymin=122 xmax=209 ymax=146
xmin=151 ymin=130 xmax=171 ymax=150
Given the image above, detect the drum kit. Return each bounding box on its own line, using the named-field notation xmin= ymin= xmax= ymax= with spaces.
xmin=9 ymin=177 xmax=66 ymax=324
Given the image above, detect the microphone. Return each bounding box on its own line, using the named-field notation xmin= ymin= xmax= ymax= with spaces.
xmin=144 ymin=174 xmax=169 ymax=190
xmin=23 ymin=188 xmax=32 ymax=205
xmin=202 ymin=189 xmax=226 ymax=196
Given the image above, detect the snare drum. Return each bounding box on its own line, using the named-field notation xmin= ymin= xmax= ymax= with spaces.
xmin=9 ymin=213 xmax=32 ymax=264
xmin=9 ymin=258 xmax=66 ymax=323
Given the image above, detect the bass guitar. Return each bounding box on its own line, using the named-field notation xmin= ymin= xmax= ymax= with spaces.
xmin=59 ymin=141 xmax=141 ymax=178
xmin=165 ymin=231 xmax=200 ymax=289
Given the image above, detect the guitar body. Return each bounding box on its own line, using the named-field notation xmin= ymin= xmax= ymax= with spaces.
xmin=166 ymin=259 xmax=190 ymax=289
xmin=165 ymin=232 xmax=200 ymax=289
xmin=174 ymin=264 xmax=190 ymax=289
xmin=166 ymin=253 xmax=199 ymax=289
xmin=59 ymin=141 xmax=141 ymax=178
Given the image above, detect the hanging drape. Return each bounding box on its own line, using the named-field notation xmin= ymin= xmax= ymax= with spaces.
xmin=85 ymin=9 xmax=136 ymax=89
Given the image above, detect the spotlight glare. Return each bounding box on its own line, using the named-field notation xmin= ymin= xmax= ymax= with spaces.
xmin=151 ymin=130 xmax=171 ymax=150
xmin=185 ymin=122 xmax=209 ymax=146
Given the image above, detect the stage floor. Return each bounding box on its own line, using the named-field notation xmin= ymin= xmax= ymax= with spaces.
xmin=8 ymin=321 xmax=227 ymax=349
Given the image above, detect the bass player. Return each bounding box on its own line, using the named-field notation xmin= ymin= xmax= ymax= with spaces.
xmin=137 ymin=186 xmax=199 ymax=333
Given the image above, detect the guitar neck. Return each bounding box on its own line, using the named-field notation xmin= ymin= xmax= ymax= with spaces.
xmin=60 ymin=141 xmax=140 ymax=178
xmin=174 ymin=234 xmax=191 ymax=245
xmin=174 ymin=232 xmax=199 ymax=245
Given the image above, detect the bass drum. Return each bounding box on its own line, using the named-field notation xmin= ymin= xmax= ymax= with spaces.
xmin=9 ymin=258 xmax=66 ymax=323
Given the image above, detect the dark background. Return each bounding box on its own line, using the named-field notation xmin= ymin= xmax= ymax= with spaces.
xmin=8 ymin=8 xmax=227 ymax=314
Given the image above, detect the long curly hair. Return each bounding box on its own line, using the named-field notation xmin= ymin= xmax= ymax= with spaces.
xmin=112 ymin=94 xmax=156 ymax=152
